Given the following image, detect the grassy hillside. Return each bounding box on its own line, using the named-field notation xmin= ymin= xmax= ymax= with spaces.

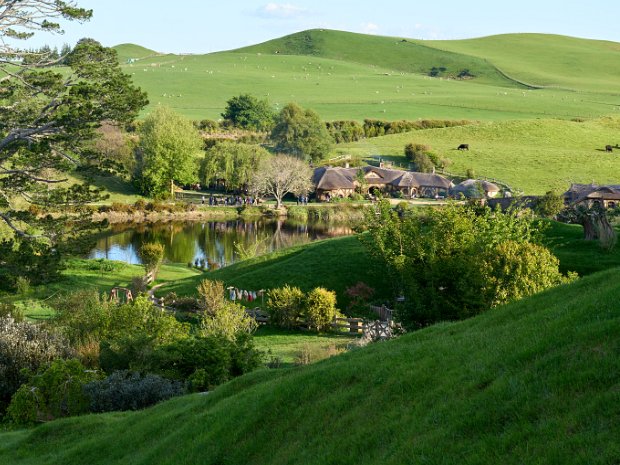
xmin=160 ymin=234 xmax=391 ymax=307
xmin=113 ymin=43 xmax=161 ymax=63
xmin=336 ymin=117 xmax=620 ymax=194
xmin=426 ymin=33 xmax=620 ymax=94
xmin=2 ymin=266 xmax=619 ymax=464
xmin=112 ymin=31 xmax=620 ymax=121
xmin=234 ymin=29 xmax=518 ymax=87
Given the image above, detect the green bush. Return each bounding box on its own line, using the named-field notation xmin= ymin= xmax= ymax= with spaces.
xmin=146 ymin=336 xmax=235 ymax=389
xmin=266 ymin=285 xmax=305 ymax=329
xmin=0 ymin=303 xmax=23 ymax=322
xmin=6 ymin=359 xmax=99 ymax=425
xmin=325 ymin=120 xmax=364 ymax=143
xmin=139 ymin=242 xmax=164 ymax=275
xmin=84 ymin=370 xmax=184 ymax=412
xmin=197 ymin=279 xmax=257 ymax=341
xmin=304 ymin=287 xmax=339 ymax=331
xmin=0 ymin=317 xmax=73 ymax=416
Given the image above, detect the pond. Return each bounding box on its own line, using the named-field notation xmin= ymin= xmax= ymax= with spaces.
xmin=88 ymin=219 xmax=354 ymax=268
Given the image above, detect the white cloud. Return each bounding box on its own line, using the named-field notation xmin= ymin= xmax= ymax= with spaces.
xmin=361 ymin=22 xmax=379 ymax=34
xmin=256 ymin=3 xmax=308 ymax=19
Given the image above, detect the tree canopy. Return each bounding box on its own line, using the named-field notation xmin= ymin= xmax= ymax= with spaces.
xmin=199 ymin=141 xmax=271 ymax=192
xmin=249 ymin=154 xmax=313 ymax=208
xmin=221 ymin=94 xmax=275 ymax=131
xmin=270 ymin=103 xmax=332 ymax=163
xmin=361 ymin=202 xmax=573 ymax=328
xmin=0 ymin=2 xmax=148 ymax=240
xmin=136 ymin=106 xmax=202 ymax=199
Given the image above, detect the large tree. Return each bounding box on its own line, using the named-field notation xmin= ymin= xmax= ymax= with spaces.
xmin=270 ymin=103 xmax=332 ymax=163
xmin=249 ymin=154 xmax=313 ymax=209
xmin=136 ymin=106 xmax=202 ymax=199
xmin=0 ymin=2 xmax=148 ymax=240
xmin=221 ymin=94 xmax=275 ymax=132
xmin=361 ymin=202 xmax=573 ymax=328
xmin=199 ymin=141 xmax=271 ymax=192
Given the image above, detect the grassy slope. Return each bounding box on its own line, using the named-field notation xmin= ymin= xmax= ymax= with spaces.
xmin=113 ymin=43 xmax=161 ymax=63
xmin=113 ymin=32 xmax=620 ymax=122
xmin=1 ymin=267 xmax=619 ymax=464
xmin=158 ymin=219 xmax=620 ymax=311
xmin=234 ymin=29 xmax=516 ymax=87
xmin=160 ymin=234 xmax=391 ymax=307
xmin=426 ymin=33 xmax=620 ymax=94
xmin=336 ymin=117 xmax=620 ymax=194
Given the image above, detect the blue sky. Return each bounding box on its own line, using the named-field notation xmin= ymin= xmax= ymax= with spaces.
xmin=28 ymin=0 xmax=620 ymax=53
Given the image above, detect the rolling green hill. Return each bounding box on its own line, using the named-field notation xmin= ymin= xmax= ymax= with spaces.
xmin=234 ymin=29 xmax=519 ymax=87
xmin=1 ymin=266 xmax=618 ymax=464
xmin=112 ymin=30 xmax=620 ymax=122
xmin=113 ymin=43 xmax=161 ymax=63
xmin=426 ymin=33 xmax=620 ymax=94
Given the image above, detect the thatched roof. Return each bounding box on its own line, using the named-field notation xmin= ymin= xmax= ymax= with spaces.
xmin=393 ymin=172 xmax=453 ymax=189
xmin=313 ymin=166 xmax=452 ymax=192
xmin=564 ymin=183 xmax=620 ymax=204
xmin=450 ymin=179 xmax=500 ymax=198
xmin=313 ymin=167 xmax=355 ymax=191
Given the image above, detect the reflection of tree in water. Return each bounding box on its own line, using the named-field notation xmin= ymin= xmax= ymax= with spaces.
xmin=90 ymin=219 xmax=352 ymax=266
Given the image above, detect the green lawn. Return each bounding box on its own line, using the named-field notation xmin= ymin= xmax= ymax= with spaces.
xmin=159 ymin=234 xmax=391 ymax=309
xmin=1 ymin=265 xmax=618 ymax=464
xmin=253 ymin=326 xmax=356 ymax=366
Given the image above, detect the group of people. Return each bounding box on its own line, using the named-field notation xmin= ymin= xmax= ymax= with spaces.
xmin=297 ymin=195 xmax=309 ymax=205
xmin=228 ymin=288 xmax=263 ymax=302
xmin=201 ymin=195 xmax=259 ymax=206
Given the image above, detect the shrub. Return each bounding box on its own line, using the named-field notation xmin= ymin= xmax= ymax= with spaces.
xmin=482 ymin=240 xmax=576 ymax=307
xmin=325 ymin=120 xmax=364 ymax=143
xmin=266 ymin=285 xmax=305 ymax=329
xmin=197 ymin=279 xmax=257 ymax=341
xmin=146 ymin=336 xmax=234 ymax=389
xmin=199 ymin=299 xmax=257 ymax=342
xmin=304 ymin=287 xmax=339 ymax=331
xmin=84 ymin=370 xmax=184 ymax=412
xmin=0 ymin=303 xmax=23 ymax=322
xmin=51 ymin=289 xmax=115 ymax=347
xmin=0 ymin=317 xmax=73 ymax=416
xmin=139 ymin=242 xmax=164 ymax=276
xmin=6 ymin=359 xmax=99 ymax=425
xmin=404 ymin=143 xmax=435 ymax=173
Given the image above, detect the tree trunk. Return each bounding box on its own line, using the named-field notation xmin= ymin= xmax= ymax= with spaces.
xmin=170 ymin=178 xmax=174 ymax=199
xmin=581 ymin=217 xmax=598 ymax=240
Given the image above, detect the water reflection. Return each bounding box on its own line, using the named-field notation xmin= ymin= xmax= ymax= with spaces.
xmin=89 ymin=219 xmax=353 ymax=267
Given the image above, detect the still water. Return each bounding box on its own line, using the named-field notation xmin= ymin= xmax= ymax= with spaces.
xmin=89 ymin=219 xmax=353 ymax=268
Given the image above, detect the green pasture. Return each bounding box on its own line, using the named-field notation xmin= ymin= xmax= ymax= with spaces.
xmin=336 ymin=117 xmax=620 ymax=194
xmin=2 ymin=265 xmax=618 ymax=464
xmin=427 ymin=33 xmax=620 ymax=94
xmin=114 ymin=30 xmax=620 ymax=122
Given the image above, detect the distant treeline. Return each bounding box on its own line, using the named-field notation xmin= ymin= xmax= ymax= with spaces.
xmin=326 ymin=119 xmax=475 ymax=142
xmin=193 ymin=117 xmax=474 ymax=145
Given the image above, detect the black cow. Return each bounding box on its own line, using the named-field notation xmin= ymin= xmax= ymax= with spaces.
xmin=457 ymin=143 xmax=469 ymax=151
xmin=605 ymin=145 xmax=613 ymax=153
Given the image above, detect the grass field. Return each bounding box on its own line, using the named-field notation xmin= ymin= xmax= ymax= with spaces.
xmin=1 ymin=265 xmax=618 ymax=464
xmin=113 ymin=30 xmax=620 ymax=122
xmin=159 ymin=234 xmax=390 ymax=308
xmin=335 ymin=117 xmax=620 ymax=194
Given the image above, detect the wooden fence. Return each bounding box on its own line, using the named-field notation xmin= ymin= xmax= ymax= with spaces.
xmin=369 ymin=305 xmax=393 ymax=322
